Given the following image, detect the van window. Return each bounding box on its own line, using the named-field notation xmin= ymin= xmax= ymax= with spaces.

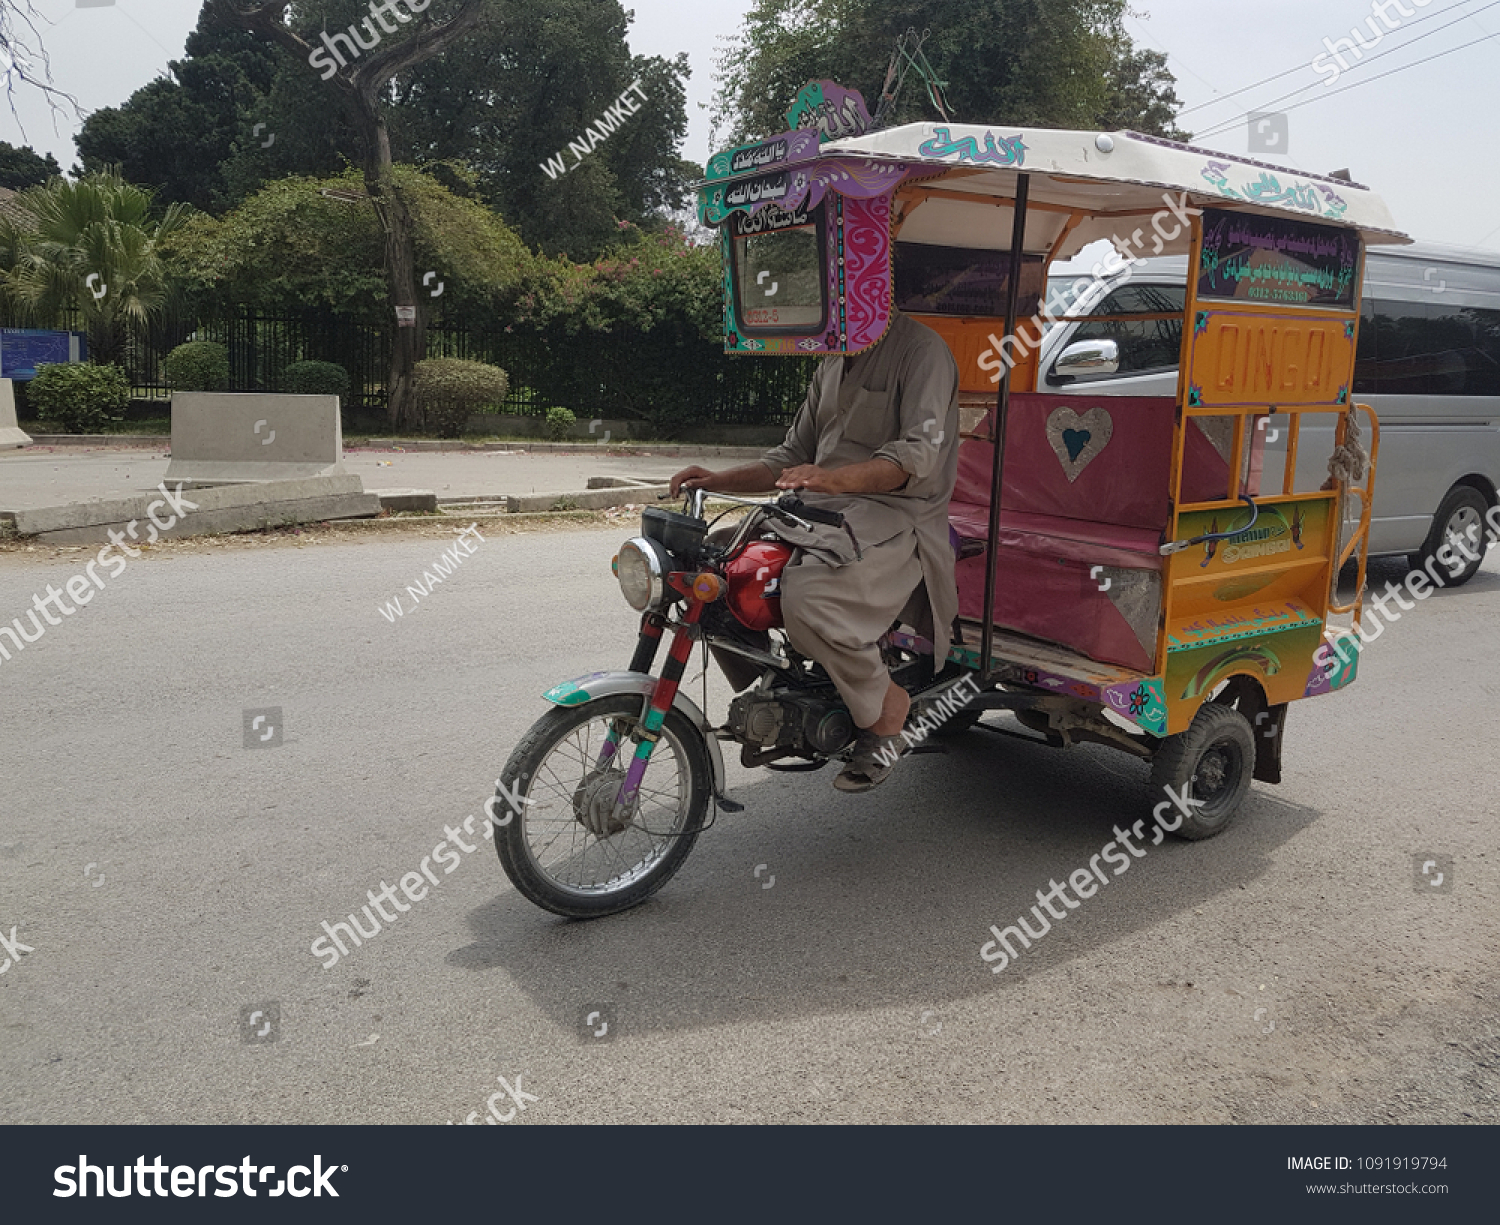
xmin=1066 ymin=283 xmax=1186 ymax=376
xmin=1356 ymin=297 xmax=1500 ymax=396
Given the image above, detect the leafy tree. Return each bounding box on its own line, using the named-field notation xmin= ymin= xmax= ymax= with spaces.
xmin=74 ymin=7 xmax=280 ymax=213
xmin=0 ymin=169 xmax=188 ymax=366
xmin=517 ymin=221 xmax=731 ymax=436
xmin=209 ymin=0 xmax=487 ymax=428
xmin=164 ymin=167 xmax=532 ymax=326
xmin=0 ymin=140 xmax=59 ymax=190
xmin=712 ymin=0 xmax=1187 ymax=146
xmin=392 ymin=0 xmax=697 ymax=260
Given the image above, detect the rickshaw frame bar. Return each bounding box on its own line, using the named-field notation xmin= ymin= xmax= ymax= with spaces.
xmin=979 ymin=172 xmax=1031 ymax=685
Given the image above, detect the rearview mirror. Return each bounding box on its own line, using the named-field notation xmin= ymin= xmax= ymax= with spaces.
xmin=1049 ymin=338 xmax=1120 ymax=383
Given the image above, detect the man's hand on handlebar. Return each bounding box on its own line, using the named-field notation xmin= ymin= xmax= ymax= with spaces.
xmin=669 ymin=465 xmax=714 ymax=497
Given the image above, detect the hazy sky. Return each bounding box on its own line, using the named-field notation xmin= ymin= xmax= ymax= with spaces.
xmin=2 ymin=0 xmax=1496 ymax=252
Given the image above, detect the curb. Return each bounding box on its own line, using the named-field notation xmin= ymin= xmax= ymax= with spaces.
xmin=15 ymin=435 xmax=770 ymax=459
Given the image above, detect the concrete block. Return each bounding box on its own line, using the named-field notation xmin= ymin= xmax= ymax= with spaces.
xmin=585 ymin=476 xmax=663 ymax=490
xmin=12 ymin=476 xmax=365 ymax=536
xmin=31 ymin=493 xmax=382 ymax=546
xmin=0 ymin=379 xmax=31 ymax=449
xmin=370 ymin=488 xmax=438 ymax=513
xmin=164 ymin=392 xmax=346 ymax=484
xmin=506 ymin=484 xmax=670 ymax=513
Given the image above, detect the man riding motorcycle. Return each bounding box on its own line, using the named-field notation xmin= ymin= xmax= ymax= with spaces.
xmin=671 ymin=309 xmax=961 ymax=792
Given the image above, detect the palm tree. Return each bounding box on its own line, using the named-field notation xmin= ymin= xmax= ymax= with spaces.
xmin=0 ymin=167 xmax=188 ymax=366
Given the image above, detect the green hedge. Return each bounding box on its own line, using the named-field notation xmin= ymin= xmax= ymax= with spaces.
xmin=27 ymin=363 xmax=130 ymax=433
xmin=163 ymin=340 xmax=231 ymax=392
xmin=413 ymin=357 xmax=509 ymax=438
xmin=282 ymin=360 xmax=351 ymax=399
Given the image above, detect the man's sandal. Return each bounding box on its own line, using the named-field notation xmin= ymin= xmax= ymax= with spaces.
xmin=833 ymin=729 xmax=907 ymax=793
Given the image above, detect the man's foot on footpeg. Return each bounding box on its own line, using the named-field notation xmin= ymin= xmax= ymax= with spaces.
xmin=833 ymin=728 xmax=907 ymax=793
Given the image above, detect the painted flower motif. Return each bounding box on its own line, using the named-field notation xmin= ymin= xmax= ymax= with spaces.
xmin=1128 ymin=685 xmax=1151 ymax=716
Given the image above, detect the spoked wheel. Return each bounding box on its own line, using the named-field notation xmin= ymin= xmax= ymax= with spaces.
xmin=1148 ymin=702 xmax=1255 ymax=840
xmin=494 ymin=694 xmax=711 ymax=918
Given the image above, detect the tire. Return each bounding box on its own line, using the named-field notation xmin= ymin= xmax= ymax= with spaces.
xmin=494 ymin=694 xmax=711 ymax=918
xmin=1408 ymin=485 xmax=1489 ymax=588
xmin=1148 ymin=702 xmax=1255 ymax=840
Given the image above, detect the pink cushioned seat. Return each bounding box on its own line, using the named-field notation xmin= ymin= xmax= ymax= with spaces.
xmin=950 ymin=393 xmax=1208 ymax=672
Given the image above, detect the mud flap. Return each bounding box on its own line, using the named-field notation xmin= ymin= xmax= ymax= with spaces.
xmin=1213 ymin=677 xmax=1285 ymax=784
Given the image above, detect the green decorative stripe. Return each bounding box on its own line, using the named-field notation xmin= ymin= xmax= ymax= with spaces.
xmin=1167 ymin=615 xmax=1323 ymax=653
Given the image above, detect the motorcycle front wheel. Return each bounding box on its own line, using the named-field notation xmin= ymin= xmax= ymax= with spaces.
xmin=494 ymin=694 xmax=711 ymax=918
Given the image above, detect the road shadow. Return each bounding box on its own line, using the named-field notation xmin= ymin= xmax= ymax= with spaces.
xmin=447 ymin=720 xmax=1320 ymax=1037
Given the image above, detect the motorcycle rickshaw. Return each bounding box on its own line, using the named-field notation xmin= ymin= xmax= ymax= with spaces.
xmin=495 ymin=83 xmax=1407 ymax=917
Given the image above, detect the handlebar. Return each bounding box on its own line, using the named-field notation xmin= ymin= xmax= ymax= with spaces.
xmin=668 ymin=487 xmax=860 ymax=561
xmin=773 ymin=495 xmax=845 ymax=529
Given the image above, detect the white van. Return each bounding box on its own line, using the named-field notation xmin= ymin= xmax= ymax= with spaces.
xmin=1038 ymin=243 xmax=1500 ymax=584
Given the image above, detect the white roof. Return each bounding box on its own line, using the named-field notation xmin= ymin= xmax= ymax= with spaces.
xmin=820 ymin=124 xmax=1410 ymax=256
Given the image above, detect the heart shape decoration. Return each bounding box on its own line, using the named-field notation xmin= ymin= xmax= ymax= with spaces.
xmin=1045 ymin=405 xmax=1113 ymax=483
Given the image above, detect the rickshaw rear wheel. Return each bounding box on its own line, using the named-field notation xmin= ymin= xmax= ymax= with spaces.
xmin=1149 ymin=703 xmax=1255 ymax=840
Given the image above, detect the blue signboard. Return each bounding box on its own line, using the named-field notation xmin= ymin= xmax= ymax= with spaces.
xmin=0 ymin=329 xmax=86 ymax=380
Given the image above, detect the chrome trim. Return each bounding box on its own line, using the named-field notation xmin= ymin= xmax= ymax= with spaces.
xmin=618 ymin=536 xmax=669 ymax=611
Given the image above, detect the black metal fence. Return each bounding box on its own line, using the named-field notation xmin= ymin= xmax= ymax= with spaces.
xmin=66 ymin=307 xmax=814 ymax=430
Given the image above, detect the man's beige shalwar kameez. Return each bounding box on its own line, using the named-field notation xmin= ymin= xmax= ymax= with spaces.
xmin=758 ymin=311 xmax=961 ymax=727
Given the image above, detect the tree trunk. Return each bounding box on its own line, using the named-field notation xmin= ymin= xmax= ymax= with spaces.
xmin=207 ymin=1 xmax=485 ymax=429
xmin=358 ymin=109 xmax=421 ymax=430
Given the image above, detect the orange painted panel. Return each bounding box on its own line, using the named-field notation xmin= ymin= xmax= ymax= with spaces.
xmin=910 ymin=314 xmax=1039 ymax=395
xmin=1186 ymin=310 xmax=1354 ymax=409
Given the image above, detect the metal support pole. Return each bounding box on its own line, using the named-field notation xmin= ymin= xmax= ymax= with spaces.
xmin=979 ymin=173 xmax=1030 ymax=684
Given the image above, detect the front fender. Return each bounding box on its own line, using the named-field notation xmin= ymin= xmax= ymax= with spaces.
xmin=542 ymin=672 xmax=727 ymax=797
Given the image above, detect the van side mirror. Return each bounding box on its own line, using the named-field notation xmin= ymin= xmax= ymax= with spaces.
xmin=1049 ymin=338 xmax=1120 ymax=384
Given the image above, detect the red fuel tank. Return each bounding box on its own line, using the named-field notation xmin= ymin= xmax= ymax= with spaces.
xmin=721 ymin=540 xmax=792 ymax=631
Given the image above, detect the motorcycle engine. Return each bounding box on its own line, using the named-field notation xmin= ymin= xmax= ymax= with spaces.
xmin=728 ymin=691 xmax=855 ymax=757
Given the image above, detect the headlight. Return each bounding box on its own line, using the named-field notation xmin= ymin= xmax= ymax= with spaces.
xmin=615 ymin=537 xmax=669 ymax=611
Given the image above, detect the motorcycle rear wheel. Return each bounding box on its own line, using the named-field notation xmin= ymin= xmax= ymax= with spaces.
xmin=494 ymin=695 xmax=711 ymax=918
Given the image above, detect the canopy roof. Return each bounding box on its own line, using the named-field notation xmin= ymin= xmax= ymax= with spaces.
xmin=699 ymin=123 xmax=1409 ymax=258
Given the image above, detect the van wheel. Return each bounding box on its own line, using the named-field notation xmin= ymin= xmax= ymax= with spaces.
xmin=1149 ymin=703 xmax=1255 ymax=840
xmin=1410 ymin=486 xmax=1489 ymax=587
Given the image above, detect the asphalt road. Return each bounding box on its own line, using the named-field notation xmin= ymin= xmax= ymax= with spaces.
xmin=0 ymin=525 xmax=1495 ymax=1125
